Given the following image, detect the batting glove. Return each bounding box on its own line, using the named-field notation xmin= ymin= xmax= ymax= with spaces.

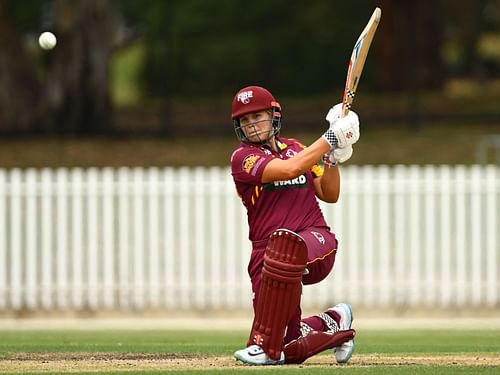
xmin=325 ymin=103 xmax=343 ymax=124
xmin=323 ymin=145 xmax=354 ymax=166
xmin=322 ymin=105 xmax=360 ymax=149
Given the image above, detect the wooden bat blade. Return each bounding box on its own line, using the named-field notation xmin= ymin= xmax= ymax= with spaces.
xmin=342 ymin=7 xmax=381 ymax=116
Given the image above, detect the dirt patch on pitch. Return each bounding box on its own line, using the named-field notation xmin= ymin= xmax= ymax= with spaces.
xmin=0 ymin=353 xmax=498 ymax=372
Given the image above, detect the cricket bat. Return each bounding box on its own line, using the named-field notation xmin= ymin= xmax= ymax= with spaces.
xmin=342 ymin=7 xmax=381 ymax=116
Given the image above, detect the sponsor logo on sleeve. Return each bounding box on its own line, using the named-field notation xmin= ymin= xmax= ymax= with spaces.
xmin=242 ymin=154 xmax=261 ymax=174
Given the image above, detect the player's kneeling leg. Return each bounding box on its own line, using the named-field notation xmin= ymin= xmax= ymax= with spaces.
xmin=234 ymin=229 xmax=307 ymax=365
xmin=283 ymin=329 xmax=356 ymax=364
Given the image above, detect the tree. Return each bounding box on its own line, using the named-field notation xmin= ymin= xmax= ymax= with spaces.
xmin=0 ymin=0 xmax=117 ymax=134
xmin=374 ymin=0 xmax=446 ymax=91
xmin=0 ymin=0 xmax=44 ymax=132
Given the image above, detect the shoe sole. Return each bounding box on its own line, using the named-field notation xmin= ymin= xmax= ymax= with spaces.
xmin=234 ymin=352 xmax=284 ymax=366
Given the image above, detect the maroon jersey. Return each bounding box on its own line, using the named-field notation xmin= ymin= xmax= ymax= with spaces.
xmin=231 ymin=137 xmax=329 ymax=245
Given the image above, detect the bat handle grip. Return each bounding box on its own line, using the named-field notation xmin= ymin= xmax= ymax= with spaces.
xmin=342 ymin=102 xmax=350 ymax=117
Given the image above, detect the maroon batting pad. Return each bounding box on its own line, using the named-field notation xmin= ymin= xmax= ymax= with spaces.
xmin=247 ymin=229 xmax=308 ymax=360
xmin=283 ymin=329 xmax=356 ymax=364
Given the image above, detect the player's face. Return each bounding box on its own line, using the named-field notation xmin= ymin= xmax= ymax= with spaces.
xmin=239 ymin=110 xmax=273 ymax=143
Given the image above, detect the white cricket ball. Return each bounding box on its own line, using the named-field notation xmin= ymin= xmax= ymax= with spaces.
xmin=38 ymin=31 xmax=57 ymax=50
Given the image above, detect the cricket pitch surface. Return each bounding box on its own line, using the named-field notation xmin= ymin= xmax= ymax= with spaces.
xmin=1 ymin=352 xmax=499 ymax=372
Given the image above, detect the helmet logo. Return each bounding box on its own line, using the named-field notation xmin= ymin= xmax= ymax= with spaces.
xmin=237 ymin=90 xmax=253 ymax=104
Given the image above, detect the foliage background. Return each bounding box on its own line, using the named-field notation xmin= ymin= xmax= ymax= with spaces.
xmin=0 ymin=0 xmax=499 ymax=166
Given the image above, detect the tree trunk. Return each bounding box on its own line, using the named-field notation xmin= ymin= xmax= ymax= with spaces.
xmin=0 ymin=0 xmax=117 ymax=135
xmin=374 ymin=0 xmax=445 ymax=91
xmin=0 ymin=0 xmax=44 ymax=132
xmin=49 ymin=0 xmax=116 ymax=134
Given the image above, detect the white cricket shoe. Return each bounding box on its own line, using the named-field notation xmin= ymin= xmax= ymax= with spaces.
xmin=329 ymin=303 xmax=355 ymax=364
xmin=234 ymin=345 xmax=285 ymax=365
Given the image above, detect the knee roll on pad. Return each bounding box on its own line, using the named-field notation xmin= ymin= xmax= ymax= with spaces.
xmin=248 ymin=229 xmax=308 ymax=360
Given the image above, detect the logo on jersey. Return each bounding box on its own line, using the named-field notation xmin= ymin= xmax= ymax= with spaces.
xmin=242 ymin=154 xmax=261 ymax=174
xmin=311 ymin=231 xmax=325 ymax=245
xmin=264 ymin=174 xmax=308 ymax=191
xmin=285 ymin=149 xmax=297 ymax=158
xmin=237 ymin=90 xmax=253 ymax=104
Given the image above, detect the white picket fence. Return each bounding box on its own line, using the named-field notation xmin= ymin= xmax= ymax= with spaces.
xmin=0 ymin=165 xmax=498 ymax=312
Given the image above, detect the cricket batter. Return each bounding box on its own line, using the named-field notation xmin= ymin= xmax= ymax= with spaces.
xmin=230 ymin=86 xmax=360 ymax=365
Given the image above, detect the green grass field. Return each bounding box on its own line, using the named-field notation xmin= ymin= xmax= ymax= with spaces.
xmin=0 ymin=328 xmax=499 ymax=374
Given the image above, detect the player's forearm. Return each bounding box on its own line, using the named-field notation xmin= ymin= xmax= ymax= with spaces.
xmin=291 ymin=137 xmax=331 ymax=174
xmin=319 ymin=164 xmax=340 ymax=203
xmin=262 ymin=138 xmax=331 ymax=182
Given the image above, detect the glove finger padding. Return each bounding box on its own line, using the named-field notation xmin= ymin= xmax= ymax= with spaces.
xmin=325 ymin=103 xmax=343 ymax=124
xmin=330 ymin=145 xmax=353 ymax=164
xmin=331 ymin=111 xmax=360 ymax=148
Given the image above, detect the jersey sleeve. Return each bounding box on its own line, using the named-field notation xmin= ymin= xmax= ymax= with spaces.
xmin=231 ymin=147 xmax=274 ymax=185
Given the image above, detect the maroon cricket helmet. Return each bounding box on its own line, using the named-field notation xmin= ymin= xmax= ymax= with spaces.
xmin=231 ymin=85 xmax=282 ymax=144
